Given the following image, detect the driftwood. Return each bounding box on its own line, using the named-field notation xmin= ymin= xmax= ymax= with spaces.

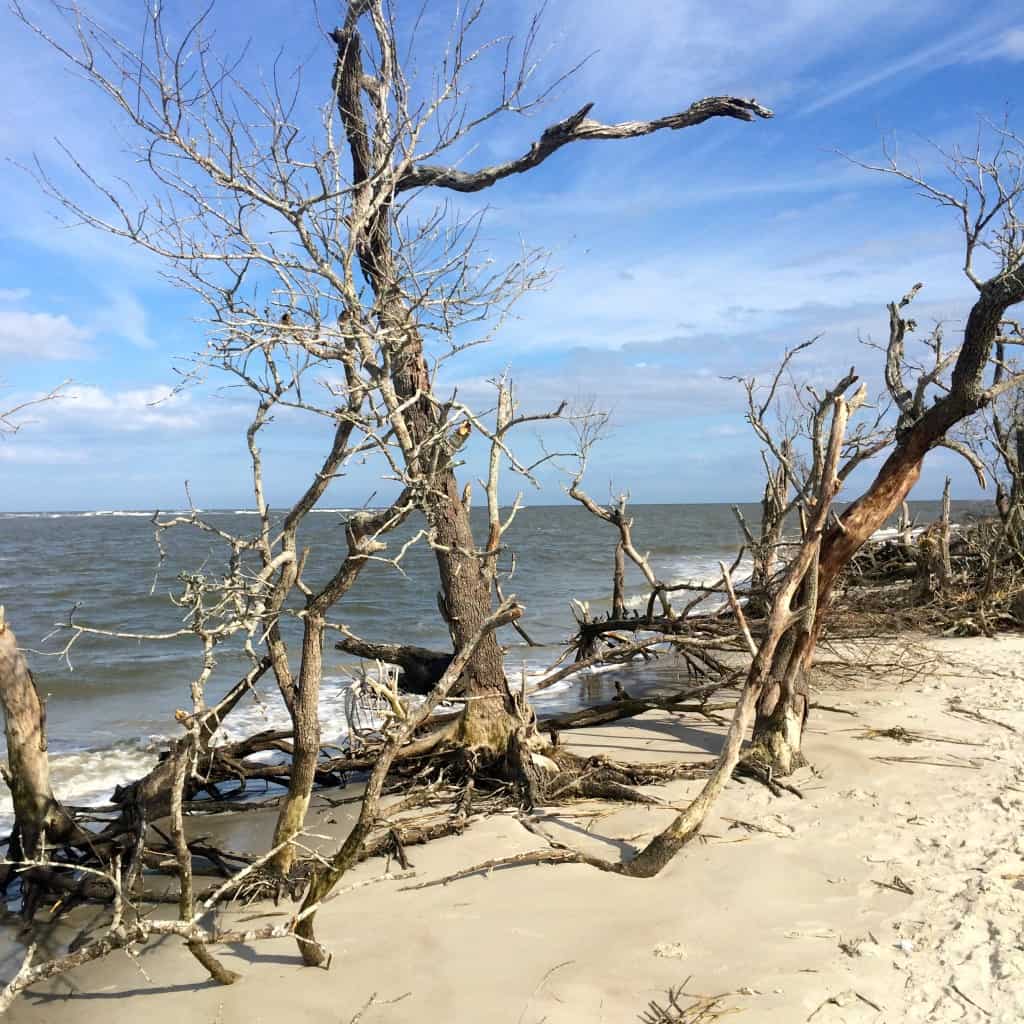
xmin=335 ymin=637 xmax=454 ymax=695
xmin=541 ymin=684 xmax=733 ymax=734
xmin=408 ymin=391 xmax=853 ymax=885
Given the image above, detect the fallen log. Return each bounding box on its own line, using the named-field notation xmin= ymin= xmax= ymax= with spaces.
xmin=539 ymin=682 xmax=734 ymax=733
xmin=335 ymin=637 xmax=454 ymax=694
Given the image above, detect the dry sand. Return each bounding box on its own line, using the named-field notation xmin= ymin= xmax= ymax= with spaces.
xmin=3 ymin=633 xmax=1022 ymax=1023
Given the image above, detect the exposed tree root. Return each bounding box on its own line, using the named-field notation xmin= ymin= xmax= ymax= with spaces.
xmin=732 ymin=759 xmax=804 ymax=799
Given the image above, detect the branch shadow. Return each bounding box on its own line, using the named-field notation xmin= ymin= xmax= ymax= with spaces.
xmin=566 ymin=716 xmax=726 ymax=756
xmin=531 ymin=815 xmax=637 ymax=858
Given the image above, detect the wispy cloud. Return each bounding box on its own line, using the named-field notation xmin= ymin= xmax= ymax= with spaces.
xmin=90 ymin=292 xmax=158 ymax=351
xmin=800 ymin=14 xmax=1020 ymax=115
xmin=992 ymin=26 xmax=1024 ymax=59
xmin=54 ymin=385 xmax=202 ymax=433
xmin=0 ymin=310 xmax=93 ymax=360
xmin=0 ymin=442 xmax=88 ymax=465
xmin=0 ymin=0 xmax=1012 ymax=506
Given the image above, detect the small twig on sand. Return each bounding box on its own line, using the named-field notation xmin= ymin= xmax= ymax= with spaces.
xmin=808 ymin=990 xmax=882 ymax=1020
xmin=400 ymin=848 xmax=583 ymax=890
xmin=950 ymin=982 xmax=992 ymax=1017
xmin=946 ymin=698 xmax=1018 ymax=734
xmin=872 ymin=874 xmax=915 ymax=895
xmin=348 ymin=991 xmax=411 ymax=1024
xmin=638 ymin=978 xmax=739 ymax=1023
xmin=722 ymin=817 xmax=792 ymax=838
xmin=517 ymin=960 xmax=575 ymax=1024
xmin=855 ymin=992 xmax=883 ymax=1012
xmin=854 ymin=725 xmax=985 ymax=747
xmin=872 ymin=754 xmax=984 ymax=769
xmin=809 ymin=703 xmax=858 ymax=717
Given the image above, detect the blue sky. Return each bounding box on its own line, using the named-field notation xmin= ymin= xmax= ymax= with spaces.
xmin=0 ymin=0 xmax=1022 ymax=512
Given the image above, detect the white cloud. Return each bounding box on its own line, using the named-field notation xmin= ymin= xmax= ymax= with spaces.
xmin=58 ymin=385 xmax=200 ymax=432
xmin=0 ymin=442 xmax=88 ymax=464
xmin=0 ymin=288 xmax=30 ymax=302
xmin=0 ymin=310 xmax=93 ymax=360
xmin=993 ymin=27 xmax=1024 ymax=58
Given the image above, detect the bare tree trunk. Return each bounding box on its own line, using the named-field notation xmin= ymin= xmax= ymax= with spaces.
xmin=749 ymin=443 xmax=928 ymax=772
xmin=332 ymin=24 xmax=514 ymax=752
xmin=748 ymin=629 xmax=809 ymax=774
xmin=270 ymin=615 xmax=324 ymax=875
xmin=939 ymin=476 xmax=953 ymax=585
xmin=898 ymin=500 xmax=913 ymax=543
xmin=431 ymin=476 xmax=514 ymax=749
xmin=751 ymin=280 xmax=1023 ymax=772
xmin=0 ymin=615 xmax=74 ymax=871
xmin=611 ymin=541 xmax=626 ymax=618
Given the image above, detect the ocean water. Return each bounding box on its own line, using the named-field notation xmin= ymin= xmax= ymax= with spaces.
xmin=0 ymin=500 xmax=988 ymax=824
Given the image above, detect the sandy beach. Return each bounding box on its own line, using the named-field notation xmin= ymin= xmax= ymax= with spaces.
xmin=1 ymin=632 xmax=1019 ymax=1023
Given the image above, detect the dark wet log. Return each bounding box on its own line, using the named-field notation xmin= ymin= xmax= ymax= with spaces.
xmin=336 ymin=637 xmax=454 ymax=695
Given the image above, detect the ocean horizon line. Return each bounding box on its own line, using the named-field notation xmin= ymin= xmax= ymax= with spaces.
xmin=0 ymin=496 xmax=995 ymax=518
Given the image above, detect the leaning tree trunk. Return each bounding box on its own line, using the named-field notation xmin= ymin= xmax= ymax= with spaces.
xmin=750 ymin=438 xmax=931 ymax=772
xmin=0 ymin=616 xmax=74 ymax=869
xmin=750 ymin=281 xmax=1023 ymax=773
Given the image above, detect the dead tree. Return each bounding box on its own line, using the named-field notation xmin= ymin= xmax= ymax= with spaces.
xmin=567 ymin=415 xmax=675 ymax=646
xmin=413 ymin=392 xmax=856 ymax=886
xmin=732 ymin=337 xmax=892 ymax=616
xmin=16 ymin=0 xmax=770 ymax=784
xmin=619 ymin=392 xmax=855 ymax=875
xmin=965 ymin=317 xmax=1024 ymax=536
xmin=749 ymin=125 xmax=1024 ymax=773
xmin=324 ymin=1 xmax=769 ymax=751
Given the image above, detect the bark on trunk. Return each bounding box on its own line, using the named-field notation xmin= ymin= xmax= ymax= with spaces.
xmin=431 ymin=475 xmax=514 ymax=749
xmin=270 ymin=615 xmax=324 ymax=874
xmin=0 ymin=617 xmax=74 ymax=864
xmin=611 ymin=541 xmax=626 ymax=618
xmin=749 ymin=633 xmax=810 ymax=776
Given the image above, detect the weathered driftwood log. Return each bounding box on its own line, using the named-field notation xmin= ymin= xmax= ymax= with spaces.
xmin=540 ymin=683 xmax=731 ymax=733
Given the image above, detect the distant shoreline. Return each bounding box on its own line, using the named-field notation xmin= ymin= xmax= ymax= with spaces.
xmin=0 ymin=498 xmax=998 ymax=517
